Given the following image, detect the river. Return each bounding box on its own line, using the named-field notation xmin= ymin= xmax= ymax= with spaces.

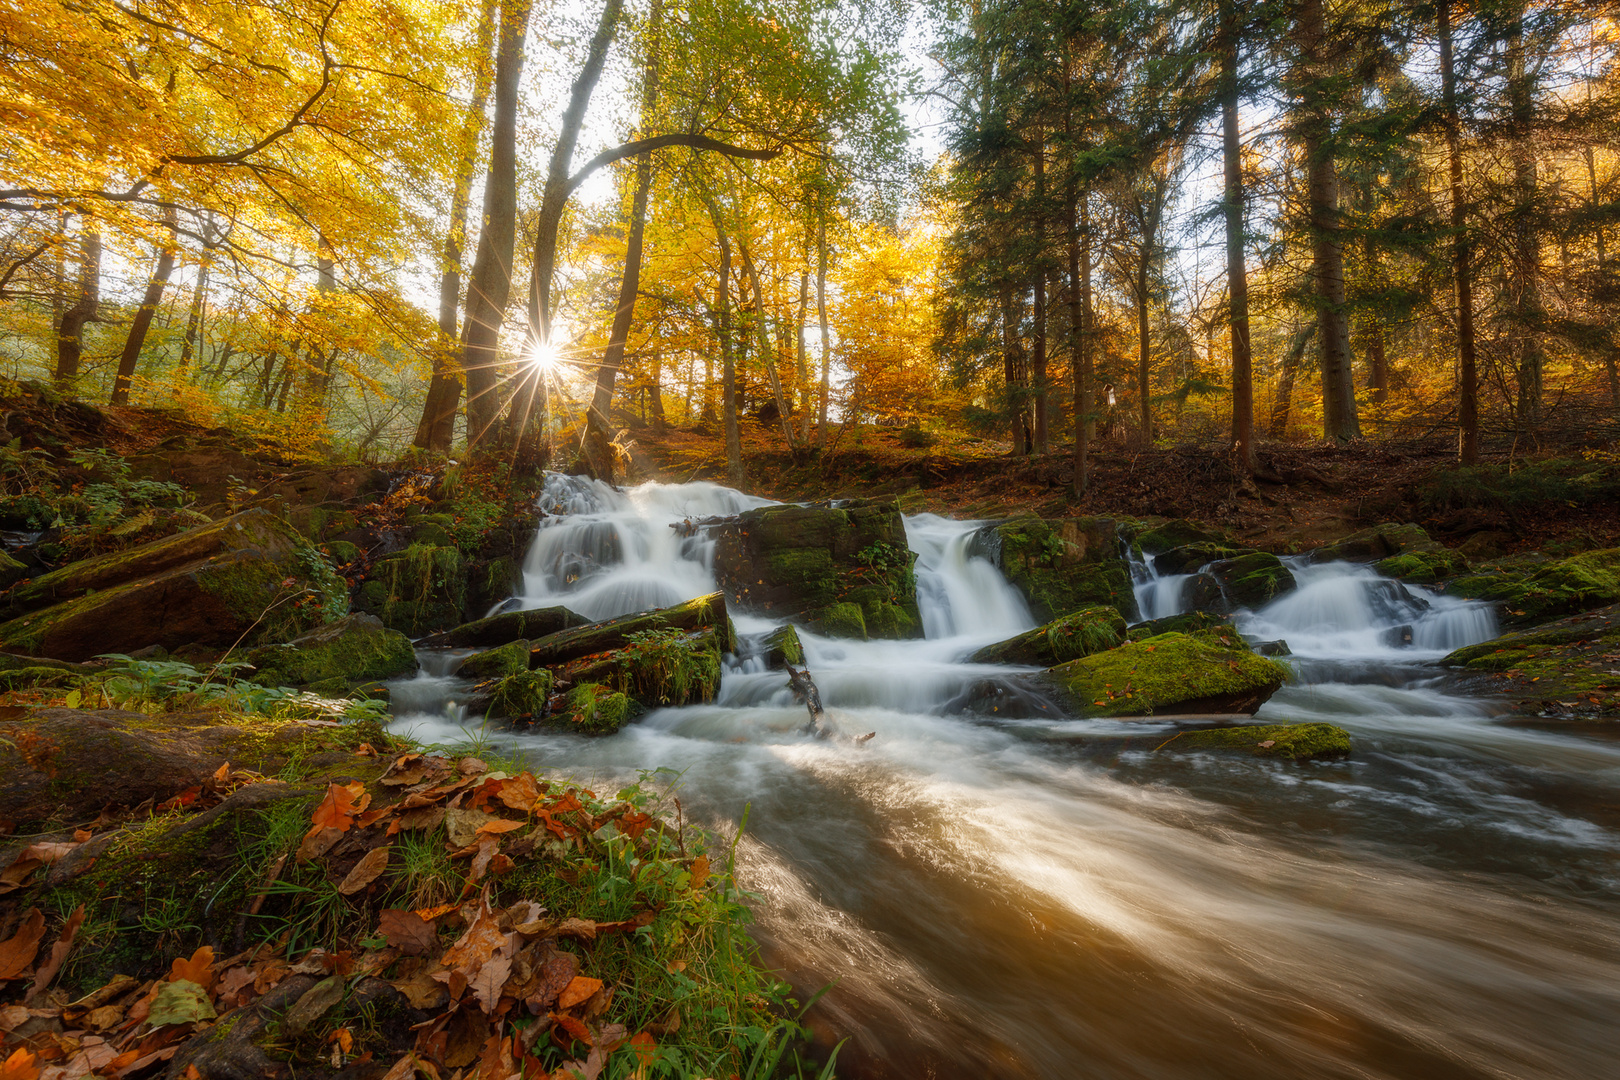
xmin=390 ymin=477 xmax=1620 ymax=1080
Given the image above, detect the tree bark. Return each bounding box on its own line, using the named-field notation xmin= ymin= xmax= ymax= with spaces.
xmin=176 ymin=255 xmax=208 ymax=380
xmin=1295 ymin=0 xmax=1358 ymax=443
xmin=1221 ymin=0 xmax=1255 ymax=473
xmin=795 ymin=269 xmax=811 ymax=442
xmin=459 ymin=0 xmax=533 ymax=449
xmin=416 ymin=2 xmax=497 ymax=452
xmin=110 ymin=207 xmax=178 ymax=406
xmin=1032 ymin=139 xmax=1048 ymax=453
xmin=1000 ymin=282 xmax=1030 ymax=455
xmin=703 ymin=201 xmax=744 ymax=485
xmin=815 ymin=199 xmax=831 ymax=448
xmin=740 ymin=244 xmax=797 ymax=449
xmin=1438 ymin=0 xmax=1479 ymax=463
xmin=1506 ymin=8 xmax=1542 ymax=441
xmin=55 ymin=227 xmax=100 ymax=388
xmin=1271 ymin=323 xmax=1315 ymax=436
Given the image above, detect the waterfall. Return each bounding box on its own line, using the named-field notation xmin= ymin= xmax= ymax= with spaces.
xmin=906 ymin=514 xmax=1036 ymax=641
xmin=1128 ymin=547 xmax=1194 ymax=622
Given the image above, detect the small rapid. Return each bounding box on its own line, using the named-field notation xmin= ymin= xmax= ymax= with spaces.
xmin=387 ymin=478 xmax=1620 ymax=1080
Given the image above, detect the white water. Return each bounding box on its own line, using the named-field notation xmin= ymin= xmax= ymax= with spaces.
xmin=390 ymin=478 xmax=1620 ymax=1080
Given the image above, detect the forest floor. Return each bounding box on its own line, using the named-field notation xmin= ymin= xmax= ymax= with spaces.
xmin=622 ymin=418 xmax=1620 ymax=556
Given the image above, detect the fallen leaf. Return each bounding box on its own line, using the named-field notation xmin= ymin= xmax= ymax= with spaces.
xmin=439 ymin=901 xmax=508 ymax=978
xmin=25 ymin=903 xmax=84 ymax=1002
xmin=552 ymin=1012 xmax=591 ymax=1046
xmin=0 ymin=858 xmax=42 ymax=894
xmin=467 ymin=955 xmax=512 ymax=1014
xmin=391 ymin=973 xmax=448 ymax=1010
xmin=496 ymin=773 xmax=540 ymax=812
xmin=414 ymin=902 xmax=459 ymax=921
xmin=19 ymin=841 xmax=76 ymax=864
xmin=381 ymin=753 xmax=427 ymax=786
xmin=0 ymin=909 xmax=46 ymax=980
xmin=169 ymin=946 xmax=215 ymax=991
xmin=145 ymin=980 xmax=215 ymax=1027
xmin=310 ymin=782 xmax=369 ymax=833
xmin=458 ymin=757 xmax=488 ymax=776
xmin=444 ymin=808 xmax=500 ymax=848
xmin=339 ymin=846 xmax=391 ymax=895
xmin=475 ymin=819 xmax=527 ymax=836
xmin=554 ymin=918 xmax=598 ymax=942
xmin=558 ymin=976 xmax=603 ymax=1010
xmin=393 ymin=806 xmax=446 ymax=835
xmin=377 ymin=909 xmax=437 ymax=958
xmin=0 ymin=1047 xmax=40 ymax=1080
xmin=212 ymin=762 xmax=230 ymax=784
xmin=688 ymin=855 xmax=709 ymax=890
xmin=379 ymin=1053 xmax=419 ymax=1080
xmin=1257 ymin=739 xmax=1276 ymax=749
xmin=299 ymin=825 xmax=345 ymax=861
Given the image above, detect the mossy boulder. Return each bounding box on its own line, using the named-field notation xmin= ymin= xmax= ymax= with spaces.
xmin=969 ymin=514 xmax=1138 ymax=623
xmin=1126 ymin=611 xmax=1226 ymax=641
xmin=244 ymin=613 xmax=416 ymax=688
xmin=710 ymin=501 xmax=922 ymax=640
xmin=758 ymin=625 xmax=804 ymax=669
xmin=554 ymin=626 xmax=723 ymax=709
xmin=544 ymin=682 xmax=640 ymax=735
xmin=1203 ymin=551 xmax=1296 ymax=610
xmin=1441 ymin=548 xmax=1620 ymax=629
xmin=457 ymin=639 xmax=533 ymax=680
xmin=1312 ymin=522 xmax=1453 ymax=568
xmin=1166 ymin=722 xmax=1351 ymax=762
xmin=529 ymin=593 xmax=735 ymax=668
xmin=353 ymin=543 xmax=466 ymax=636
xmin=1151 ymin=541 xmax=1251 ymax=576
xmin=1132 ymin=520 xmax=1234 ymax=555
xmin=472 ymin=668 xmax=553 ymax=721
xmin=0 ymin=548 xmax=27 ymax=589
xmin=971 ymin=606 xmax=1127 ymax=667
xmin=1374 ymin=548 xmax=1469 ymax=584
xmin=1442 ymin=602 xmax=1620 ymax=719
xmin=0 ymin=509 xmax=346 ymax=661
xmin=1036 ymin=628 xmax=1290 ymax=718
xmin=418 ymin=605 xmax=589 ymax=650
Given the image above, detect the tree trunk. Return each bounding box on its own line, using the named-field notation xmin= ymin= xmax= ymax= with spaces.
xmin=416 ymin=3 xmax=497 ymax=452
xmin=1135 ymin=260 xmax=1152 ymax=445
xmin=1507 ymin=10 xmax=1542 ymax=441
xmin=1000 ymin=282 xmax=1029 ymax=455
xmin=1068 ymin=181 xmax=1089 ymax=496
xmin=459 ymin=0 xmax=533 ymax=449
xmin=1271 ymin=324 xmax=1314 ymax=437
xmin=110 ymin=208 xmax=179 ymax=406
xmin=1439 ymin=0 xmax=1479 ymax=463
xmin=740 ymin=244 xmax=797 ymax=448
xmin=1221 ymin=0 xmax=1255 ymax=472
xmin=55 ymin=228 xmax=100 ymax=388
xmin=795 ymin=269 xmax=811 ymax=442
xmin=176 ymin=256 xmax=209 ymax=380
xmin=815 ymin=202 xmax=831 ymax=448
xmin=649 ymin=343 xmax=667 ymax=430
xmin=1031 ymin=140 xmax=1048 ymax=453
xmin=701 ymin=196 xmax=744 ymax=484
xmin=1295 ymin=0 xmax=1358 ymax=443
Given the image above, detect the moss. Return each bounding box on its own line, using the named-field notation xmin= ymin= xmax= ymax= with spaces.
xmin=760 ymin=624 xmax=803 ymax=667
xmin=973 ymin=606 xmax=1127 ymax=666
xmin=1133 ymin=520 xmax=1231 ymax=554
xmin=1126 ymin=611 xmax=1225 ymax=641
xmin=458 ymin=639 xmax=532 ymax=680
xmin=561 ymin=628 xmax=722 ymax=707
xmin=1153 ymin=541 xmax=1250 ymax=575
xmin=808 ymin=601 xmax=866 ymax=640
xmin=1444 ymin=548 xmax=1620 ymax=628
xmin=548 ymin=682 xmax=638 ymax=735
xmin=1213 ymin=551 xmax=1295 ymax=607
xmin=321 ymin=540 xmax=361 ymax=565
xmin=1168 ymin=722 xmax=1351 ymax=762
xmin=245 ymin=614 xmax=415 ymax=688
xmin=359 ymin=543 xmax=467 ymax=634
xmin=1374 ymin=548 xmax=1469 ymax=584
xmin=486 ymin=668 xmax=552 ymax=719
xmin=763 ymin=548 xmax=837 ymax=605
xmin=862 ymin=600 xmax=918 ymax=640
xmin=1038 ymin=629 xmax=1290 ymax=717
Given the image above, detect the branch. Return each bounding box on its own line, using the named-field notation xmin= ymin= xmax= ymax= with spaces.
xmin=563 ymin=134 xmax=782 ymax=198
xmin=0 ymin=241 xmax=52 ymax=298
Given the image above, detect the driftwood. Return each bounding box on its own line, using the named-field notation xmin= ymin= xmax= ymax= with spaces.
xmin=785 ymin=663 xmax=874 ymax=745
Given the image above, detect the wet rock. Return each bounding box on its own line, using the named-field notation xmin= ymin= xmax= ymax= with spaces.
xmin=244 ymin=613 xmax=416 ymax=688
xmin=1312 ymin=522 xmax=1467 ymax=584
xmin=529 ymin=592 xmax=735 ymax=666
xmin=1441 ymin=602 xmax=1620 ymax=719
xmin=1254 ymin=639 xmax=1292 ymax=657
xmin=1126 ymin=611 xmax=1226 ymax=641
xmin=0 ymin=509 xmax=347 ymax=661
xmin=968 ymin=514 xmax=1138 ymax=623
xmin=541 ymin=682 xmax=641 ymax=735
xmin=970 ymin=607 xmax=1127 ymax=667
xmin=1132 ymin=520 xmax=1235 ymax=555
xmin=417 ymin=605 xmax=588 ymax=649
xmin=457 ymin=639 xmax=533 ymax=680
xmin=1036 ymin=628 xmax=1289 ymax=718
xmin=1152 ymin=541 xmax=1249 ymax=576
xmin=1205 ymin=551 xmax=1296 ymax=609
xmin=553 ymin=625 xmax=723 ymax=710
xmin=1166 ymin=722 xmax=1350 ymax=762
xmin=709 ymin=501 xmax=921 ymax=640
xmin=353 ymin=543 xmax=465 ymax=636
xmin=1441 ymin=548 xmax=1620 ymax=630
xmin=757 ymin=625 xmax=804 ymax=669
xmin=1381 ymin=624 xmax=1415 ymax=648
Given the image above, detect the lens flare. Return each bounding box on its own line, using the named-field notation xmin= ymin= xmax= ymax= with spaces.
xmin=527 ymin=339 xmax=560 ymax=373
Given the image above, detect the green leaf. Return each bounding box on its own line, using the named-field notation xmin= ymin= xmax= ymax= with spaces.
xmin=147 ymin=979 xmax=216 ymax=1027
xmin=63 ymin=688 xmax=81 ymax=709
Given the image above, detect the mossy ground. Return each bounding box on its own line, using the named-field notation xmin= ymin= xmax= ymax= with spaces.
xmin=1164 ymin=722 xmax=1351 ymax=762
xmin=1040 ymin=629 xmax=1290 ymax=717
xmin=1442 ymin=548 xmax=1620 ymax=628
xmin=1444 ymin=602 xmax=1620 ymax=720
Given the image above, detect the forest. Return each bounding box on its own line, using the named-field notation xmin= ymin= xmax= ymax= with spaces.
xmin=4 ymin=0 xmax=1617 ymax=482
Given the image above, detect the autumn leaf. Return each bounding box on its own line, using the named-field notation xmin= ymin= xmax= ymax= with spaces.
xmin=146 ymin=980 xmax=216 ymax=1027
xmin=467 ymin=954 xmax=513 ymax=1014
xmin=25 ymin=903 xmax=84 ymax=1003
xmin=169 ymin=946 xmax=215 ymax=991
xmin=475 ymin=818 xmax=527 ymax=836
xmin=0 ymin=1047 xmax=40 ymax=1080
xmin=299 ymin=826 xmax=345 ymax=861
xmin=552 ymin=1012 xmax=591 ymax=1045
xmin=438 ymin=900 xmax=508 ymax=978
xmin=0 ymin=908 xmax=45 ymax=980
xmin=377 ymin=909 xmax=437 ymax=956
xmin=338 ymin=845 xmax=391 ymax=895
xmin=496 ymin=772 xmax=540 ymax=812
xmin=688 ymin=855 xmax=710 ymax=890
xmin=310 ymin=782 xmax=370 ymax=833
xmin=558 ymin=976 xmax=603 ymax=1010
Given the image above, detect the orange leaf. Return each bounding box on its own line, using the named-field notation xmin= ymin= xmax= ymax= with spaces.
xmin=0 ymin=908 xmax=45 ymax=980
xmin=495 ymin=773 xmax=540 ymax=812
xmin=558 ymin=976 xmax=602 ymax=1010
xmin=212 ymin=762 xmax=230 ymax=783
xmin=688 ymin=855 xmax=709 ymax=890
xmin=0 ymin=1047 xmax=40 ymax=1080
xmin=475 ymin=819 xmax=526 ymax=836
xmin=311 ymin=782 xmax=369 ymax=832
xmin=338 ymin=846 xmax=391 ymax=896
xmin=551 ymin=1013 xmax=591 ymax=1045
xmin=169 ymin=946 xmax=215 ymax=991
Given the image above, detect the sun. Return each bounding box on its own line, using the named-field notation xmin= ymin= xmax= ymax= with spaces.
xmin=526 ymin=338 xmax=560 ymax=374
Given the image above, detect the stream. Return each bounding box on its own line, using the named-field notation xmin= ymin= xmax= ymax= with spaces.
xmin=389 ymin=477 xmax=1620 ymax=1080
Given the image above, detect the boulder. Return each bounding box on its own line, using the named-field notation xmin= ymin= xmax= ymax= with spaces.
xmin=0 ymin=509 xmax=347 ymax=661
xmin=757 ymin=625 xmax=804 ymax=669
xmin=457 ymin=639 xmax=534 ymax=680
xmin=1441 ymin=602 xmax=1620 ymax=719
xmin=243 ymin=613 xmax=416 ymax=688
xmin=1151 ymin=541 xmax=1250 ymax=576
xmin=1313 ymin=522 xmax=1467 ymax=583
xmin=1441 ymin=548 xmax=1620 ymax=629
xmin=353 ymin=543 xmax=466 ymax=635
xmin=1166 ymin=722 xmax=1350 ymax=762
xmin=1126 ymin=611 xmax=1226 ymax=641
xmin=417 ymin=605 xmax=588 ymax=649
xmin=970 ymin=607 xmax=1127 ymax=667
xmin=1203 ymin=551 xmax=1296 ymax=610
xmin=1132 ymin=520 xmax=1234 ymax=555
xmin=709 ymin=501 xmax=921 ymax=640
xmin=553 ymin=625 xmax=724 ymax=709
xmin=1036 ymin=628 xmax=1289 ymax=718
xmin=529 ymin=592 xmax=735 ymax=668
xmin=469 ymin=668 xmax=554 ymax=722
xmin=969 ymin=515 xmax=1138 ymax=623
xmin=542 ymin=683 xmax=640 ymax=735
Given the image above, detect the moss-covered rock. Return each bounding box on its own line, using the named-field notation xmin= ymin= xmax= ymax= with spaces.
xmin=1441 ymin=548 xmax=1620 ymax=629
xmin=1125 ymin=611 xmax=1226 ymax=641
xmin=417 ymin=605 xmax=589 ymax=650
xmin=545 ymin=682 xmax=640 ymax=735
xmin=758 ymin=625 xmax=804 ymax=668
xmin=1205 ymin=551 xmax=1296 ymax=609
xmin=970 ymin=514 xmax=1138 ymax=623
xmin=0 ymin=548 xmax=27 ymax=589
xmin=555 ymin=626 xmax=723 ymax=709
xmin=0 ymin=509 xmax=345 ymax=661
xmin=244 ymin=613 xmax=416 ymax=688
xmin=352 ymin=543 xmax=466 ymax=635
xmin=1151 ymin=541 xmax=1251 ymax=576
xmin=710 ymin=501 xmax=922 ymax=640
xmin=1442 ymin=602 xmax=1620 ymax=719
xmin=529 ymin=593 xmax=735 ymax=667
xmin=1166 ymin=722 xmax=1351 ymax=762
xmin=457 ymin=638 xmax=533 ymax=680
xmin=1374 ymin=548 xmax=1469 ymax=584
xmin=1036 ymin=628 xmax=1289 ymax=718
xmin=971 ymin=606 xmax=1127 ymax=666
xmin=1132 ymin=520 xmax=1234 ymax=555
xmin=477 ymin=668 xmax=553 ymax=721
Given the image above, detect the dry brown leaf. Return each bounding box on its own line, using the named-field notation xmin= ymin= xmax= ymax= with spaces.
xmin=553 ymin=918 xmax=598 ymax=942
xmin=21 ymin=841 xmax=78 ymax=864
xmin=0 ymin=909 xmax=46 ymax=980
xmin=214 ymin=966 xmax=257 ymax=1010
xmin=495 ymin=773 xmax=540 ymax=812
xmin=688 ymin=855 xmax=710 ymax=890
xmin=0 ymin=857 xmax=42 ymax=894
xmin=443 ymin=808 xmax=499 ymax=849
xmin=377 ymin=910 xmax=437 ymax=957
xmin=439 ymin=902 xmax=507 ymax=978
xmin=379 ymin=1053 xmax=419 ymax=1080
xmin=466 ymin=955 xmax=512 ymax=1014
xmin=298 ymin=825 xmax=345 ymax=862
xmin=557 ymin=976 xmax=603 ymax=1011
xmin=475 ymin=818 xmax=526 ymax=836
xmin=458 ymin=757 xmax=488 ymax=776
xmin=338 ymin=846 xmax=391 ymax=896
xmin=0 ymin=1006 xmax=29 ymax=1032
xmin=393 ymin=806 xmax=446 ymax=835
xmin=25 ymin=904 xmax=84 ymax=1003
xmin=391 ymin=973 xmax=449 ymax=1011
xmin=524 ymin=954 xmax=577 ymax=1012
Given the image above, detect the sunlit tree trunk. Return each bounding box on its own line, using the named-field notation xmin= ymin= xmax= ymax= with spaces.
xmin=703 ymin=196 xmax=744 ymax=484
xmin=1439 ymin=0 xmax=1479 ymax=462
xmin=795 ymin=270 xmax=811 ymax=442
xmin=740 ymin=243 xmax=797 ymax=448
xmin=110 ymin=207 xmax=179 ymax=406
xmin=176 ymin=252 xmax=209 ymax=381
xmin=55 ymin=226 xmax=100 ymax=388
xmin=1222 ymin=0 xmax=1255 ymax=472
xmin=815 ymin=200 xmax=831 ymax=448
xmin=1507 ymin=9 xmax=1543 ymax=441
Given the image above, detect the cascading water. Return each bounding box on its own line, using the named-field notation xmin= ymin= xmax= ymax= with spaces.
xmin=388 ymin=477 xmax=1620 ymax=1080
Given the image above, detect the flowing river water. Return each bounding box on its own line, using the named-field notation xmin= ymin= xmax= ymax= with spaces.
xmin=390 ymin=478 xmax=1620 ymax=1080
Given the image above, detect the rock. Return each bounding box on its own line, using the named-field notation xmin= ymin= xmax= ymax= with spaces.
xmin=1312 ymin=522 xmax=1467 ymax=584
xmin=529 ymin=593 xmax=735 ymax=667
xmin=553 ymin=625 xmax=724 ymax=710
xmin=1204 ymin=551 xmax=1296 ymax=609
xmin=1152 ymin=541 xmax=1249 ymax=576
xmin=709 ymin=501 xmax=922 ymax=640
xmin=1381 ymin=624 xmax=1415 ymax=648
xmin=969 ymin=514 xmax=1138 ymax=623
xmin=1126 ymin=611 xmax=1226 ymax=641
xmin=1442 ymin=602 xmax=1620 ymax=719
xmin=0 ymin=549 xmax=26 ymax=589
xmin=757 ymin=625 xmax=804 ymax=669
xmin=469 ymin=668 xmax=553 ymax=721
xmin=1132 ymin=520 xmax=1234 ymax=555
xmin=1255 ymin=639 xmax=1292 ymax=656
xmin=457 ymin=639 xmax=533 ymax=680
xmin=1035 ymin=628 xmax=1290 ymax=718
xmin=418 ymin=605 xmax=588 ymax=649
xmin=354 ymin=543 xmax=466 ymax=635
xmin=543 ymin=682 xmax=640 ymax=735
xmin=1374 ymin=548 xmax=1470 ymax=584
xmin=970 ymin=607 xmax=1127 ymax=667
xmin=1166 ymin=722 xmax=1351 ymax=762
xmin=244 ymin=613 xmax=416 ymax=688
xmin=1441 ymin=548 xmax=1620 ymax=629
xmin=1458 ymin=530 xmax=1513 ymax=560
xmin=0 ymin=509 xmax=347 ymax=661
